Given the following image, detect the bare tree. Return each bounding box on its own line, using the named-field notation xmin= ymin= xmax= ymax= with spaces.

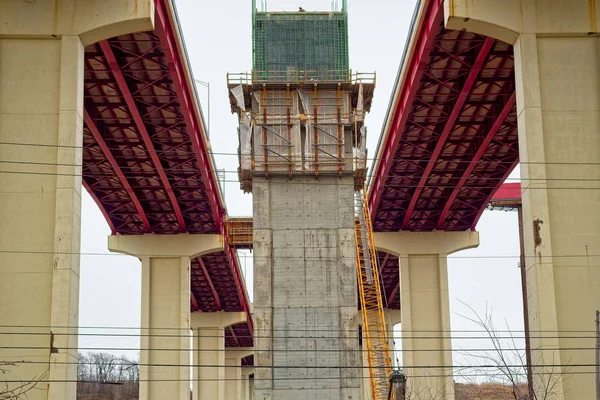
xmin=0 ymin=361 xmax=47 ymax=400
xmin=77 ymin=352 xmax=139 ymax=400
xmin=456 ymin=301 xmax=568 ymax=400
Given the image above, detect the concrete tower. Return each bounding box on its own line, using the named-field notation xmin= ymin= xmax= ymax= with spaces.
xmin=228 ymin=1 xmax=375 ymax=398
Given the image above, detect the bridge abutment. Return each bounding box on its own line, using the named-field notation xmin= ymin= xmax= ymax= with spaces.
xmin=444 ymin=1 xmax=600 ymax=398
xmin=374 ymin=231 xmax=479 ymax=400
xmin=108 ymin=234 xmax=223 ymax=400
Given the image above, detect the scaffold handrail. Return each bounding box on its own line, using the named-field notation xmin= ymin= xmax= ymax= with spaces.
xmin=227 ymin=70 xmax=376 ymax=85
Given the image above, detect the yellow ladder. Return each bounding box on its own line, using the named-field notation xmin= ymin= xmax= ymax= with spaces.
xmin=354 ymin=189 xmax=394 ymax=400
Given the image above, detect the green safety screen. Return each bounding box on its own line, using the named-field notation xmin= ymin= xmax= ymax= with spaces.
xmin=252 ymin=11 xmax=349 ymax=78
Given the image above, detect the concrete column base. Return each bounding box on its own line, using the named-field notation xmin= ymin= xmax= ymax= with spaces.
xmin=191 ymin=312 xmax=247 ymax=400
xmin=374 ymin=231 xmax=479 ymax=400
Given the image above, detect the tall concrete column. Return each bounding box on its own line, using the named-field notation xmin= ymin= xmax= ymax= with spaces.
xmin=241 ymin=366 xmax=254 ymax=400
xmin=512 ymin=33 xmax=600 ymax=400
xmin=375 ymin=231 xmax=479 ymax=400
xmin=445 ymin=2 xmax=600 ymax=398
xmin=253 ymin=176 xmax=361 ymax=400
xmin=191 ymin=312 xmax=247 ymax=400
xmin=225 ymin=348 xmax=253 ymax=400
xmin=0 ymin=34 xmax=84 ymax=400
xmin=0 ymin=3 xmax=152 ymax=399
xmin=109 ymin=234 xmax=223 ymax=400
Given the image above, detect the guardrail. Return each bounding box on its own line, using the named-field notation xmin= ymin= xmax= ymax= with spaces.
xmin=227 ymin=70 xmax=376 ymax=85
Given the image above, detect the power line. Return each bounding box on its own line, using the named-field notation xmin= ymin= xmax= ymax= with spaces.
xmin=1 ymin=140 xmax=599 ymax=167
xmin=1 ymin=158 xmax=599 ymax=183
xmin=4 ymin=168 xmax=600 ymax=192
xmin=3 ymin=345 xmax=600 ymax=353
xmin=2 ymin=248 xmax=600 ymax=262
xmin=0 ymin=328 xmax=599 ymax=341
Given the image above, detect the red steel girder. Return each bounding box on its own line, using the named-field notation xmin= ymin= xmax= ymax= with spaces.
xmin=401 ymin=37 xmax=495 ymax=229
xmin=154 ymin=0 xmax=223 ymax=232
xmin=155 ymin=0 xmax=252 ymax=330
xmin=368 ymin=0 xmax=444 ymax=217
xmin=436 ymin=92 xmax=516 ymax=229
xmin=84 ymin=109 xmax=152 ymax=233
xmin=98 ymin=40 xmax=187 ymax=231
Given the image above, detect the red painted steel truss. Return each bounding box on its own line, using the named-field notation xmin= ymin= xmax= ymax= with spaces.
xmin=378 ymin=252 xmax=400 ymax=310
xmin=370 ymin=2 xmax=519 ymax=233
xmin=81 ymin=1 xmax=251 ymax=347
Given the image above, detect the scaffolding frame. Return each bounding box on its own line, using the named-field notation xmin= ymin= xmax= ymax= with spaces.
xmin=226 ymin=217 xmax=253 ymax=249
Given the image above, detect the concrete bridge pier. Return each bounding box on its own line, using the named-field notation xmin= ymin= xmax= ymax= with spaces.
xmin=446 ymin=1 xmax=600 ymax=398
xmin=225 ymin=348 xmax=253 ymax=400
xmin=241 ymin=366 xmax=254 ymax=400
xmin=375 ymin=232 xmax=479 ymax=400
xmin=191 ymin=312 xmax=247 ymax=400
xmin=109 ymin=234 xmax=224 ymax=400
xmin=0 ymin=2 xmax=152 ymax=399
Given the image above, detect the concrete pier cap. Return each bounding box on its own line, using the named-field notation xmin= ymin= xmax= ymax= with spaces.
xmin=373 ymin=231 xmax=480 ymax=256
xmin=191 ymin=311 xmax=247 ymax=329
xmin=108 ymin=233 xmax=224 ymax=258
xmin=444 ymin=0 xmax=600 ymax=45
xmin=0 ymin=0 xmax=155 ymax=46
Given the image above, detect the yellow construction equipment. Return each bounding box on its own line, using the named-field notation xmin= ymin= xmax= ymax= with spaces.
xmin=354 ymin=188 xmax=394 ymax=400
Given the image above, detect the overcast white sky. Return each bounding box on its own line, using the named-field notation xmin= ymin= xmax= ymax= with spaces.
xmin=78 ymin=0 xmax=524 ymax=369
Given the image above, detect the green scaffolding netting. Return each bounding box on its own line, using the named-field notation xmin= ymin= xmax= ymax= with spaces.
xmin=252 ymin=10 xmax=349 ymax=81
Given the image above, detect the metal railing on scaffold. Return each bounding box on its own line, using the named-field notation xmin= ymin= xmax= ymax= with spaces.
xmin=227 ymin=70 xmax=375 ymax=86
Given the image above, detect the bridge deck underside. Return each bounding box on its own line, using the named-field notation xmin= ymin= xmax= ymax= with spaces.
xmin=372 ymin=19 xmax=519 ymax=232
xmin=82 ymin=26 xmax=250 ymax=346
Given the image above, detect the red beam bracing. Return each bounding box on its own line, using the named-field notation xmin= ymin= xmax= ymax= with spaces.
xmin=99 ymin=40 xmax=187 ymax=232
xmin=82 ymin=181 xmax=117 ymax=233
xmin=401 ymin=37 xmax=495 ymax=229
xmin=84 ymin=109 xmax=152 ymax=232
xmin=190 ymin=292 xmax=200 ymax=312
xmin=436 ymin=92 xmax=517 ymax=229
xmin=388 ymin=282 xmax=400 ymax=308
xmin=368 ymin=0 xmax=444 ymax=217
xmin=197 ymin=256 xmax=222 ymax=311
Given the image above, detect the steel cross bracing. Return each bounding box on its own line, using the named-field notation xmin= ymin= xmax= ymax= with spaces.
xmin=369 ymin=0 xmax=519 ymax=233
xmin=81 ymin=0 xmax=252 ymax=347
